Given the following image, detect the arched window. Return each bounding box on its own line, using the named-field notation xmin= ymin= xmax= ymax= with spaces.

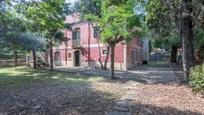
xmin=54 ymin=51 xmax=60 ymax=61
xmin=72 ymin=28 xmax=81 ymax=40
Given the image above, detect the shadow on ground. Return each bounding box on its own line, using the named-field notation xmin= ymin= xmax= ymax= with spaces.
xmin=0 ymin=66 xmax=118 ymax=115
xmin=0 ymin=66 xmax=203 ymax=115
xmin=54 ymin=63 xmax=178 ymax=85
xmin=130 ymin=103 xmax=203 ymax=115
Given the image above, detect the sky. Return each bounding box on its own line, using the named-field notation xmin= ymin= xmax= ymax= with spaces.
xmin=66 ymin=0 xmax=77 ymax=4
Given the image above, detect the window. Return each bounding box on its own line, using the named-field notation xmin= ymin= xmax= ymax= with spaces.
xmin=102 ymin=49 xmax=107 ymax=55
xmin=72 ymin=28 xmax=80 ymax=40
xmin=68 ymin=53 xmax=72 ymax=58
xmin=54 ymin=52 xmax=60 ymax=61
xmin=93 ymin=27 xmax=98 ymax=38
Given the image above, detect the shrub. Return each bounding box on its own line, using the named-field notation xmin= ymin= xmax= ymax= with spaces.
xmin=189 ymin=64 xmax=204 ymax=94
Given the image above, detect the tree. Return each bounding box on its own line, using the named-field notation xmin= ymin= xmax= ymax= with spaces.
xmin=99 ymin=0 xmax=142 ymax=79
xmin=181 ymin=0 xmax=195 ymax=81
xmin=145 ymin=0 xmax=179 ymax=63
xmin=76 ymin=0 xmax=142 ymax=78
xmin=1 ymin=33 xmax=22 ymax=66
xmin=194 ymin=28 xmax=204 ymax=64
xmin=23 ymin=0 xmax=68 ymax=72
xmin=0 ymin=0 xmax=70 ymax=69
xmin=152 ymin=33 xmax=181 ymax=63
xmin=16 ymin=32 xmax=46 ymax=69
xmin=145 ymin=0 xmax=199 ymax=82
xmin=74 ymin=0 xmax=108 ymax=69
xmin=0 ymin=3 xmax=28 ymax=66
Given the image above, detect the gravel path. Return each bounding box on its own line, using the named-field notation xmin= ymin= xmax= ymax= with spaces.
xmin=54 ymin=62 xmax=178 ymax=84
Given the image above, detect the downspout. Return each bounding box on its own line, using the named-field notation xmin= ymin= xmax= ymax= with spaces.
xmin=88 ymin=22 xmax=91 ymax=66
xmin=65 ymin=30 xmax=68 ymax=66
xmin=123 ymin=45 xmax=127 ymax=71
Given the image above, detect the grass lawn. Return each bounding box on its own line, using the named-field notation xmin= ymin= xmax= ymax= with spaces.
xmin=0 ymin=66 xmax=126 ymax=115
xmin=0 ymin=66 xmax=98 ymax=88
xmin=148 ymin=61 xmax=169 ymax=66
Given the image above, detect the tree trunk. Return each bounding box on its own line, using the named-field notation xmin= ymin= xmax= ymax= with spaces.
xmin=32 ymin=50 xmax=37 ymax=69
xmin=65 ymin=43 xmax=68 ymax=66
xmin=104 ymin=46 xmax=110 ymax=70
xmin=88 ymin=22 xmax=91 ymax=66
xmin=171 ymin=45 xmax=177 ymax=63
xmin=49 ymin=40 xmax=54 ymax=72
xmin=195 ymin=45 xmax=204 ymax=64
xmin=110 ymin=44 xmax=116 ymax=79
xmin=182 ymin=12 xmax=195 ymax=82
xmin=65 ymin=30 xmax=68 ymax=66
xmin=14 ymin=51 xmax=18 ymax=66
xmin=89 ymin=22 xmax=104 ymax=69
xmin=97 ymin=39 xmax=104 ymax=69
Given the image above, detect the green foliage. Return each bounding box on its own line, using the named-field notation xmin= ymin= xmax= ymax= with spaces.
xmin=0 ymin=53 xmax=15 ymax=60
xmin=74 ymin=0 xmax=102 ymax=18
xmin=100 ymin=0 xmax=142 ymax=44
xmin=152 ymin=33 xmax=181 ymax=51
xmin=189 ymin=65 xmax=204 ymax=94
xmin=0 ymin=1 xmax=30 ymax=52
xmin=76 ymin=0 xmax=143 ymax=44
xmin=146 ymin=0 xmax=175 ymax=38
xmin=146 ymin=0 xmax=204 ymax=49
xmin=194 ymin=28 xmax=204 ymax=48
xmin=16 ymin=32 xmax=46 ymax=52
xmin=0 ymin=0 xmax=70 ymax=55
xmin=24 ymin=0 xmax=66 ymax=37
xmin=145 ymin=0 xmax=182 ymax=50
xmin=0 ymin=53 xmax=24 ymax=60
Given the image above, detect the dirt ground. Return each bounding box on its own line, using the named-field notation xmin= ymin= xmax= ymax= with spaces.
xmin=131 ymin=83 xmax=204 ymax=115
xmin=0 ymin=66 xmax=204 ymax=115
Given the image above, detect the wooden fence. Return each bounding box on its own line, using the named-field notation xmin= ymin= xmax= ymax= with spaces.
xmin=0 ymin=53 xmax=26 ymax=67
xmin=0 ymin=60 xmax=26 ymax=67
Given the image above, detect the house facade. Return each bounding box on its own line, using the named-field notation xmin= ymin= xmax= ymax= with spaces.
xmin=50 ymin=14 xmax=143 ymax=70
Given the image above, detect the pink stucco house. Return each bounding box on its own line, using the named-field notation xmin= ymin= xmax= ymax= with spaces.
xmin=51 ymin=14 xmax=143 ymax=70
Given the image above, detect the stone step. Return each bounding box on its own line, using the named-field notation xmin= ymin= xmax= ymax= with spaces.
xmin=121 ymin=95 xmax=136 ymax=101
xmin=115 ymin=101 xmax=131 ymax=108
xmin=114 ymin=105 xmax=129 ymax=112
xmin=123 ymin=86 xmax=141 ymax=91
xmin=107 ymin=111 xmax=131 ymax=115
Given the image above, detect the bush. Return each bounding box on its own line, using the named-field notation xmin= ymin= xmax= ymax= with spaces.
xmin=0 ymin=53 xmax=25 ymax=60
xmin=189 ymin=64 xmax=204 ymax=94
xmin=0 ymin=53 xmax=14 ymax=60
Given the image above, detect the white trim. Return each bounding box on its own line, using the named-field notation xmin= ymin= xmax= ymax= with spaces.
xmin=82 ymin=44 xmax=104 ymax=48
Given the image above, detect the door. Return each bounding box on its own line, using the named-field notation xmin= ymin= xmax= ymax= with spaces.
xmin=131 ymin=50 xmax=136 ymax=66
xmin=74 ymin=51 xmax=80 ymax=66
xmin=54 ymin=51 xmax=61 ymax=66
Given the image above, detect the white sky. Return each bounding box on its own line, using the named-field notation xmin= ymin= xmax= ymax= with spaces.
xmin=66 ymin=0 xmax=77 ymax=3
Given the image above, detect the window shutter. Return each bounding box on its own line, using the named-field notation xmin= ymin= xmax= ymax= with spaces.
xmin=72 ymin=32 xmax=75 ymax=39
xmin=77 ymin=31 xmax=81 ymax=39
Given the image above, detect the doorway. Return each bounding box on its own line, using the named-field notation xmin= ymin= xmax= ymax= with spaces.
xmin=131 ymin=50 xmax=137 ymax=67
xmin=74 ymin=50 xmax=80 ymax=66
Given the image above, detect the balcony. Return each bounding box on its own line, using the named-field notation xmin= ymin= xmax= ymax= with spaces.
xmin=72 ymin=39 xmax=82 ymax=48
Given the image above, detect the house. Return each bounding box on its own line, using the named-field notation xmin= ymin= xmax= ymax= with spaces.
xmin=49 ymin=14 xmax=143 ymax=70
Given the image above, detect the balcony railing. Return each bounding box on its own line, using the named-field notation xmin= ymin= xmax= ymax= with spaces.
xmin=72 ymin=39 xmax=81 ymax=48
